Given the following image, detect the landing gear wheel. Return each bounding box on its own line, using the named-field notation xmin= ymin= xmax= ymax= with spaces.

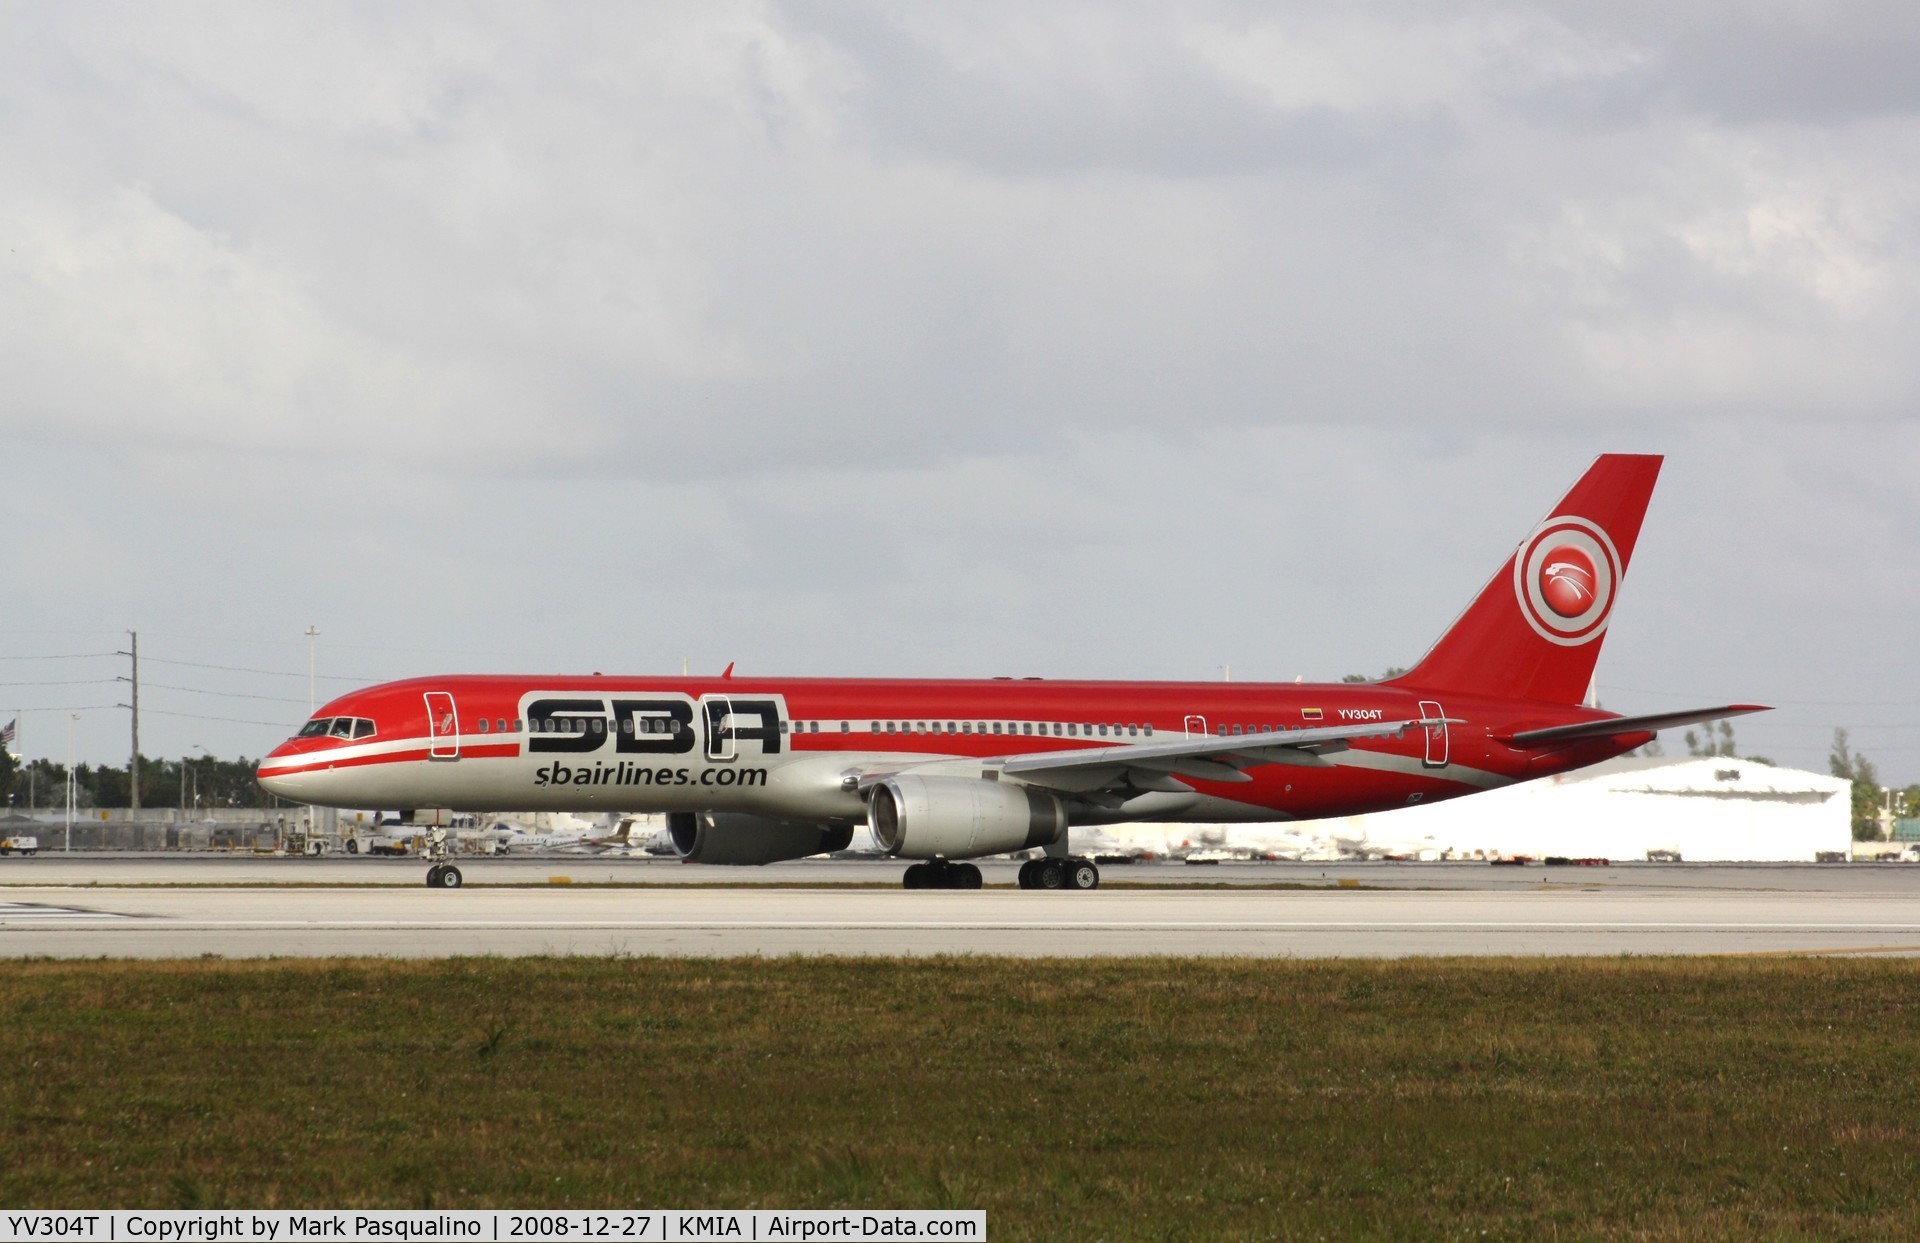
xmin=427 ymin=864 xmax=463 ymax=888
xmin=903 ymin=862 xmax=930 ymax=889
xmin=1036 ymin=859 xmax=1067 ymax=890
xmin=1017 ymin=859 xmax=1040 ymax=889
xmin=955 ymin=863 xmax=983 ymax=890
xmin=425 ymin=864 xmax=444 ymax=887
xmin=1067 ymin=858 xmax=1100 ymax=891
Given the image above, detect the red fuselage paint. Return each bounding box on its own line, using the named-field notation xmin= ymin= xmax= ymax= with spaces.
xmin=258 ymin=673 xmax=1642 ymax=826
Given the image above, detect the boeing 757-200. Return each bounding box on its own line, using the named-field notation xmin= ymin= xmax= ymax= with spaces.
xmin=258 ymin=454 xmax=1764 ymax=890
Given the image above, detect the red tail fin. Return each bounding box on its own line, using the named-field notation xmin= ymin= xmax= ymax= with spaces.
xmin=1389 ymin=454 xmax=1662 ymax=706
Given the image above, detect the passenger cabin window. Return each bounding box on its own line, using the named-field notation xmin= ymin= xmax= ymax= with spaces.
xmin=477 ymin=719 xmax=490 ymax=733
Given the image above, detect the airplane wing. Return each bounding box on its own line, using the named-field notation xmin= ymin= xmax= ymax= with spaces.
xmin=851 ymin=719 xmax=1434 ymax=803
xmin=1500 ymin=705 xmax=1768 ymax=747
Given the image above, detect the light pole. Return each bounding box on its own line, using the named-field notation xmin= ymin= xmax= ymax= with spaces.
xmin=303 ymin=627 xmax=320 ymax=842
xmin=306 ymin=626 xmax=320 ymax=715
xmin=190 ymin=744 xmax=209 ymax=820
xmin=65 ymin=712 xmax=77 ymax=852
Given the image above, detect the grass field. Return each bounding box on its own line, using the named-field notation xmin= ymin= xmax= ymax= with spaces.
xmin=5 ymin=957 xmax=1920 ymax=1239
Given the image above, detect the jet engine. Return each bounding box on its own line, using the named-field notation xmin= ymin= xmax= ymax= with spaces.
xmin=867 ymin=775 xmax=1066 ymax=860
xmin=666 ymin=811 xmax=854 ymax=866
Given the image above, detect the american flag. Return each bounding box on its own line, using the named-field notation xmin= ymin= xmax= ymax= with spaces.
xmin=0 ymin=718 xmax=14 ymax=750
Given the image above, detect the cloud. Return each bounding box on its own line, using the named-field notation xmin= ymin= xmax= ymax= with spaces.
xmin=0 ymin=2 xmax=1915 ymax=775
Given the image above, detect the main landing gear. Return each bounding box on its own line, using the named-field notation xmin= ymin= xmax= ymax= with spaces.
xmin=1017 ymin=856 xmax=1100 ymax=891
xmin=421 ymin=827 xmax=463 ymax=889
xmin=897 ymin=857 xmax=1102 ymax=890
xmin=902 ymin=861 xmax=984 ymax=890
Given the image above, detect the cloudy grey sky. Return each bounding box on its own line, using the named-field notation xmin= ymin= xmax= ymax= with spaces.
xmin=3 ymin=2 xmax=1916 ymax=782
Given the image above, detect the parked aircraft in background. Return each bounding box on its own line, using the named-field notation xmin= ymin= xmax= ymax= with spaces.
xmin=552 ymin=817 xmax=646 ymax=855
xmin=259 ymin=454 xmax=1764 ymax=891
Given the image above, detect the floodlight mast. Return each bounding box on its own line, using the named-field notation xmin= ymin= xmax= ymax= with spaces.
xmin=306 ymin=626 xmax=320 ymax=715
xmin=65 ymin=712 xmax=76 ymax=852
xmin=127 ymin=631 xmax=139 ymax=812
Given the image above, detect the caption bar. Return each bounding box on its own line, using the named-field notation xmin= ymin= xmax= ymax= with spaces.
xmin=5 ymin=1212 xmax=985 ymax=1243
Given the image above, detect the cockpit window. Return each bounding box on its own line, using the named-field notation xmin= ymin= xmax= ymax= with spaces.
xmin=297 ymin=716 xmax=375 ymax=740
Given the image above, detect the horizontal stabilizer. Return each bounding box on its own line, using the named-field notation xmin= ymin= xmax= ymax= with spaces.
xmin=1502 ymin=705 xmax=1769 ymax=748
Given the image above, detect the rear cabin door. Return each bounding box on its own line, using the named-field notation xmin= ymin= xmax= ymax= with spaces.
xmin=1184 ymin=714 xmax=1209 ymax=738
xmin=425 ymin=692 xmax=459 ymax=760
xmin=1418 ymin=700 xmax=1448 ymax=768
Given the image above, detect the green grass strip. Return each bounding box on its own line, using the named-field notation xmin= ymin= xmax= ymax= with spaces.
xmin=4 ymin=956 xmax=1919 ymax=1239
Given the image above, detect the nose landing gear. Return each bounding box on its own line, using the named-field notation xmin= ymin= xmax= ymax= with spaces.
xmin=421 ymin=828 xmax=463 ymax=888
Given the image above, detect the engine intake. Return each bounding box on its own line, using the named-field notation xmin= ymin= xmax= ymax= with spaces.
xmin=667 ymin=812 xmax=854 ymax=866
xmin=867 ymin=775 xmax=1065 ymax=860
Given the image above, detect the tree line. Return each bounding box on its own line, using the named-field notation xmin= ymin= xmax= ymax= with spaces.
xmin=1830 ymin=729 xmax=1918 ymax=843
xmin=0 ymin=722 xmax=1912 ymax=836
xmin=0 ymin=751 xmax=278 ymax=813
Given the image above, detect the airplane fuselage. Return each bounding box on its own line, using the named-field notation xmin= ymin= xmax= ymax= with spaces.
xmin=258 ymin=673 xmax=1639 ymax=825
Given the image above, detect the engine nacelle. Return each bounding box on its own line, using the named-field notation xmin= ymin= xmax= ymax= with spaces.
xmin=867 ymin=775 xmax=1066 ymax=860
xmin=667 ymin=811 xmax=854 ymax=866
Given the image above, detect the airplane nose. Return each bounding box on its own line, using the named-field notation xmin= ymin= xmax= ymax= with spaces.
xmin=257 ymin=742 xmax=326 ymax=803
xmin=256 ymin=763 xmax=308 ymax=802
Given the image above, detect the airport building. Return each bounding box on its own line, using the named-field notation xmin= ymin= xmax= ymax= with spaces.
xmin=1102 ymin=757 xmax=1853 ymax=864
xmin=1315 ymin=756 xmax=1852 ymax=863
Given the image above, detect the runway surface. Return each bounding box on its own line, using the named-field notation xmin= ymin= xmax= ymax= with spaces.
xmin=4 ymin=854 xmax=1920 ymax=958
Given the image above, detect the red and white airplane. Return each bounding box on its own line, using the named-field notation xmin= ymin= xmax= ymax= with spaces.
xmin=258 ymin=454 xmax=1763 ymax=890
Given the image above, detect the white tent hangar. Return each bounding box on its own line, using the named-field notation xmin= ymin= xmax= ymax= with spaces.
xmin=1327 ymin=756 xmax=1852 ymax=862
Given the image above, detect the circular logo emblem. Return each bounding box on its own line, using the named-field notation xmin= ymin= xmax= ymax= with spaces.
xmin=1513 ymin=517 xmax=1619 ymax=646
xmin=1540 ymin=546 xmax=1596 ymax=618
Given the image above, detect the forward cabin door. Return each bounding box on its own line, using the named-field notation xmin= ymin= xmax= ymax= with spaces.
xmin=425 ymin=692 xmax=459 ymax=760
xmin=705 ymin=696 xmax=737 ymax=762
xmin=1418 ymin=700 xmax=1448 ymax=768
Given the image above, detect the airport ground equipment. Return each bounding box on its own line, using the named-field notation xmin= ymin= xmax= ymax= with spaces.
xmin=0 ymin=835 xmax=39 ymax=856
